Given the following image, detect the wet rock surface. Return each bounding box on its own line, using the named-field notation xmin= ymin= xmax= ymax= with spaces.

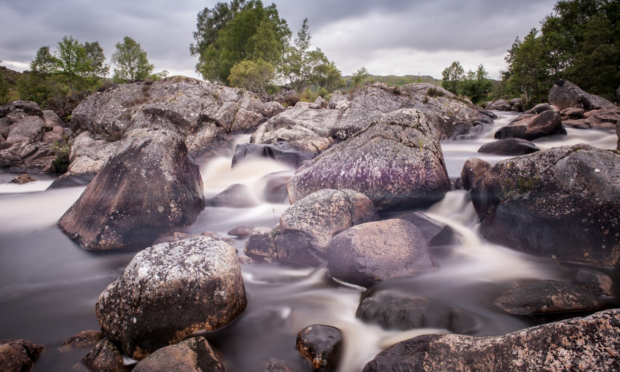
xmin=295 ymin=325 xmax=343 ymax=372
xmin=59 ymin=330 xmax=103 ymax=352
xmin=208 ymin=183 xmax=259 ymax=208
xmin=288 ymin=109 xmax=451 ymax=211
xmin=495 ymin=110 xmax=566 ymax=141
xmin=57 ymin=127 xmax=205 ymax=250
xmin=363 ymin=309 xmax=620 ymax=372
xmin=96 ymin=237 xmax=247 ymax=359
xmin=80 ymin=338 xmax=128 ymax=372
xmin=471 ymin=144 xmax=620 ymax=267
xmin=326 ymin=219 xmax=435 ymax=287
xmin=401 ymin=212 xmax=455 ymax=247
xmin=548 ymin=79 xmax=615 ymax=112
xmin=228 ymin=225 xmax=254 ymax=238
xmin=478 ymin=138 xmax=540 ymax=156
xmin=460 ymin=157 xmax=491 ymax=191
xmin=132 ymin=337 xmax=224 ymax=372
xmin=494 ymin=280 xmax=602 ymax=315
xmin=0 ymin=339 xmax=44 ymax=372
xmin=8 ymin=174 xmax=36 ymax=184
xmin=573 ymin=269 xmax=614 ymax=297
xmin=244 ymin=227 xmax=278 ymax=260
xmin=263 ymin=358 xmax=304 ymax=372
xmin=232 ymin=142 xmax=317 ymax=169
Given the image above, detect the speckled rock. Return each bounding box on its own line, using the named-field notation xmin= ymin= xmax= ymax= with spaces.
xmin=486 ymin=99 xmax=512 ymax=111
xmin=79 ymin=338 xmax=128 ymax=372
xmin=209 ymin=184 xmax=259 ymax=208
xmin=0 ymin=339 xmax=44 ymax=372
xmin=58 ymin=127 xmax=205 ymax=250
xmin=401 ymin=212 xmax=455 ymax=247
xmin=96 ymin=237 xmax=247 ymax=359
xmin=263 ymin=359 xmax=304 ymax=372
xmin=295 ymin=325 xmax=343 ymax=372
xmin=548 ymin=79 xmax=615 ymax=111
xmin=524 ymin=103 xmax=555 ymax=115
xmin=228 ymin=225 xmax=254 ymax=238
xmin=276 ymin=189 xmax=380 ymax=266
xmin=478 ymin=138 xmax=540 ymax=156
xmin=288 ymin=109 xmax=451 ymax=211
xmin=573 ymin=269 xmax=614 ymax=297
xmin=326 ymin=219 xmax=435 ymax=287
xmin=244 ymin=227 xmax=278 ymax=260
xmin=59 ymin=330 xmax=103 ymax=352
xmin=460 ymin=158 xmax=491 ymax=191
xmin=471 ymin=144 xmax=620 ymax=267
xmin=132 ymin=337 xmax=224 ymax=372
xmin=232 ymin=142 xmax=318 ymax=169
xmin=9 ymin=174 xmax=36 ymax=184
xmin=364 ymin=309 xmax=620 ymax=372
xmin=495 ymin=110 xmax=566 ymax=140
xmin=494 ymin=280 xmax=602 ymax=315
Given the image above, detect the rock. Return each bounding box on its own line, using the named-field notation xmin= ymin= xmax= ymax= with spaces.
xmin=617 ymin=85 xmax=620 ymax=104
xmin=199 ymin=231 xmax=235 ymax=245
xmin=328 ymin=91 xmax=349 ymax=110
xmin=228 ymin=225 xmax=254 ymax=238
xmin=312 ymin=96 xmax=328 ymax=109
xmin=232 ymin=142 xmax=317 ymax=169
xmin=295 ymin=325 xmax=343 ymax=372
xmin=617 ymin=120 xmax=620 ymax=151
xmin=401 ymin=212 xmax=455 ymax=247
xmin=276 ymin=189 xmax=380 ymax=266
xmin=8 ymin=174 xmax=36 ymax=184
xmin=460 ymin=158 xmax=491 ymax=191
xmin=549 ymin=79 xmax=615 ymax=111
xmin=524 ymin=103 xmax=554 ymax=115
xmin=42 ymin=110 xmax=66 ymax=128
xmin=255 ymin=107 xmax=340 ymax=143
xmin=560 ymin=107 xmax=585 ymax=119
xmin=58 ymin=127 xmax=205 ymax=250
xmin=132 ymin=337 xmax=224 ymax=372
xmin=495 ymin=110 xmax=566 ymax=140
xmin=244 ymin=227 xmax=278 ymax=260
xmin=573 ymin=269 xmax=614 ymax=297
xmin=363 ymin=309 xmax=620 ymax=372
xmin=6 ymin=116 xmax=45 ymax=144
xmin=356 ymin=290 xmax=449 ymax=330
xmin=282 ymin=90 xmax=300 ymax=106
xmin=263 ymin=358 xmax=304 ymax=372
xmin=238 ymin=256 xmax=254 ymax=264
xmin=288 ymin=109 xmax=451 ymax=211
xmin=0 ymin=339 xmax=44 ymax=372
xmin=96 ymin=237 xmax=247 ymax=359
xmin=581 ymin=107 xmax=620 ymax=129
xmin=59 ymin=330 xmax=103 ymax=352
xmin=0 ymin=101 xmax=43 ymax=119
xmin=262 ymin=171 xmax=290 ymax=203
xmin=486 ymin=99 xmax=512 ymax=111
xmin=494 ymin=280 xmax=602 ymax=315
xmin=326 ymin=219 xmax=435 ymax=287
xmin=471 ymin=144 xmax=620 ymax=267
xmin=509 ymin=98 xmax=523 ymax=112
xmin=477 ymin=138 xmax=540 ymax=156
xmin=80 ymin=338 xmax=128 ymax=372
xmin=209 ymin=184 xmax=259 ymax=208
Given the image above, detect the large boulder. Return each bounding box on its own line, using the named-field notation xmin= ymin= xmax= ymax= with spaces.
xmin=96 ymin=237 xmax=247 ymax=359
xmin=460 ymin=158 xmax=491 ymax=191
xmin=549 ymin=79 xmax=615 ymax=111
xmin=494 ymin=110 xmax=566 ymax=140
xmin=486 ymin=99 xmax=512 ymax=111
xmin=471 ymin=144 xmax=620 ymax=267
xmin=363 ymin=309 xmax=620 ymax=372
xmin=326 ymin=219 xmax=435 ymax=287
xmin=0 ymin=339 xmax=44 ymax=372
xmin=478 ymin=138 xmax=540 ymax=156
xmin=58 ymin=128 xmax=204 ymax=250
xmin=276 ymin=189 xmax=380 ymax=266
xmin=295 ymin=325 xmax=343 ymax=372
xmin=132 ymin=337 xmax=224 ymax=372
xmin=288 ymin=109 xmax=451 ymax=211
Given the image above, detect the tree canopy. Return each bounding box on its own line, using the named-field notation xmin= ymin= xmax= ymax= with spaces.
xmin=111 ymin=36 xmax=154 ymax=81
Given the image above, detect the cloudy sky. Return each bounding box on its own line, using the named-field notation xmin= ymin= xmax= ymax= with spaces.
xmin=0 ymin=0 xmax=557 ymax=80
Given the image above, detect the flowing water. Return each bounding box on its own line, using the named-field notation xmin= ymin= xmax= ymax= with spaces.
xmin=0 ymin=111 xmax=618 ymax=371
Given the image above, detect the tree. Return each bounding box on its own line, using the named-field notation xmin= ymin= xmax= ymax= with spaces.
xmin=0 ymin=63 xmax=9 ymax=104
xmin=111 ymin=36 xmax=154 ymax=81
xmin=352 ymin=67 xmax=369 ymax=87
xmin=459 ymin=64 xmax=493 ymax=104
xmin=83 ymin=41 xmax=109 ymax=79
xmin=312 ymin=60 xmax=345 ymax=92
xmin=228 ymin=59 xmax=275 ymax=94
xmin=30 ymin=46 xmax=59 ymax=74
xmin=441 ymin=61 xmax=464 ymax=94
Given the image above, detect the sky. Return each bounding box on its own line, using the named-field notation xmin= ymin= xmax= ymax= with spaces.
xmin=0 ymin=0 xmax=558 ymax=80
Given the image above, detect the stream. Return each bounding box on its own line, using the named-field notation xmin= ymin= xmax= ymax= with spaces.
xmin=0 ymin=111 xmax=618 ymax=371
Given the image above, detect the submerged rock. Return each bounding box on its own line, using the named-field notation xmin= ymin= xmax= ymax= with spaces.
xmin=363 ymin=309 xmax=620 ymax=372
xmin=0 ymin=339 xmax=44 ymax=372
xmin=8 ymin=174 xmax=36 ymax=184
xmin=59 ymin=330 xmax=103 ymax=352
xmin=209 ymin=184 xmax=259 ymax=208
xmin=132 ymin=337 xmax=224 ymax=372
xmin=326 ymin=219 xmax=435 ymax=287
xmin=460 ymin=158 xmax=491 ymax=191
xmin=548 ymin=79 xmax=615 ymax=111
xmin=471 ymin=144 xmax=620 ymax=267
xmin=80 ymin=338 xmax=128 ymax=372
xmin=288 ymin=109 xmax=451 ymax=211
xmin=478 ymin=138 xmax=540 ymax=156
xmin=494 ymin=110 xmax=566 ymax=141
xmin=295 ymin=325 xmax=343 ymax=372
xmin=401 ymin=212 xmax=455 ymax=247
xmin=96 ymin=237 xmax=247 ymax=359
xmin=58 ymin=127 xmax=205 ymax=250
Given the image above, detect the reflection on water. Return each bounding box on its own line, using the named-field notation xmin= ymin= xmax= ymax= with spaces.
xmin=0 ymin=113 xmax=617 ymax=371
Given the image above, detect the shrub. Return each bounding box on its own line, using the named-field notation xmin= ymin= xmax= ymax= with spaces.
xmin=51 ymin=136 xmax=72 ymax=174
xmin=427 ymin=87 xmax=445 ymax=98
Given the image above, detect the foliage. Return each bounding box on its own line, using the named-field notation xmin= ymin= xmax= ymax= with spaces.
xmin=459 ymin=64 xmax=494 ymax=104
xmin=149 ymin=70 xmax=169 ymax=81
xmin=352 ymin=67 xmax=369 ymax=88
xmin=30 ymin=47 xmax=59 ymax=74
xmin=228 ymin=59 xmax=275 ymax=94
xmin=441 ymin=61 xmax=464 ymax=94
xmin=0 ymin=64 xmax=9 ymax=104
xmin=51 ymin=136 xmax=72 ymax=174
xmin=83 ymin=41 xmax=110 ymax=79
xmin=112 ymin=36 xmax=154 ymax=82
xmin=427 ymin=87 xmax=445 ymax=98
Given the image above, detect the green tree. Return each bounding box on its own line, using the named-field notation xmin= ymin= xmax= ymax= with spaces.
xmin=30 ymin=46 xmax=59 ymax=74
xmin=228 ymin=59 xmax=275 ymax=94
xmin=441 ymin=61 xmax=464 ymax=94
xmin=352 ymin=66 xmax=369 ymax=88
xmin=312 ymin=60 xmax=345 ymax=92
xmin=0 ymin=63 xmax=9 ymax=104
xmin=83 ymin=41 xmax=109 ymax=79
xmin=459 ymin=64 xmax=493 ymax=104
xmin=111 ymin=36 xmax=154 ymax=81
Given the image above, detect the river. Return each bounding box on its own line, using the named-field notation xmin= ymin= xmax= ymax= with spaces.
xmin=0 ymin=111 xmax=617 ymax=371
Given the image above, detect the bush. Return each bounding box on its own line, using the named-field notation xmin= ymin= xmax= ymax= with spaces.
xmin=427 ymin=87 xmax=445 ymax=98
xmin=51 ymin=136 xmax=72 ymax=174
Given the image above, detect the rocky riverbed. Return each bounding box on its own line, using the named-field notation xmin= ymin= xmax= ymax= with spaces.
xmin=1 ymin=78 xmax=619 ymax=371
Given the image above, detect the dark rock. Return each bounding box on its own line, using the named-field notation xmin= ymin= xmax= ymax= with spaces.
xmin=228 ymin=225 xmax=254 ymax=238
xmin=617 ymin=120 xmax=620 ymax=151
xmin=232 ymin=142 xmax=316 ymax=169
xmin=6 ymin=116 xmax=45 ymax=144
xmin=401 ymin=212 xmax=455 ymax=247
xmin=238 ymin=256 xmax=254 ymax=264
xmin=276 ymin=189 xmax=380 ymax=266
xmin=0 ymin=101 xmax=43 ymax=119
xmin=573 ymin=269 xmax=614 ymax=297
xmin=262 ymin=171 xmax=290 ymax=203
xmin=59 ymin=330 xmax=103 ymax=352
xmin=288 ymin=109 xmax=451 ymax=211
xmin=617 ymin=85 xmax=620 ymax=105
xmin=580 ymin=107 xmax=620 ymax=129
xmin=471 ymin=144 xmax=620 ymax=267
xmin=96 ymin=237 xmax=247 ymax=359
xmin=448 ymin=309 xmax=480 ymax=335
xmin=282 ymin=90 xmax=300 ymax=106
xmin=132 ymin=337 xmax=224 ymax=372
xmin=263 ymin=358 xmax=304 ymax=372
xmin=495 ymin=110 xmax=566 ymax=141
xmin=486 ymin=99 xmax=512 ymax=111
xmin=524 ymin=103 xmax=554 ymax=115
xmin=494 ymin=280 xmax=601 ymax=315
xmin=356 ymin=290 xmax=449 ymax=330
xmin=549 ymin=79 xmax=615 ymax=111
xmin=57 ymin=127 xmax=205 ymax=250
xmin=363 ymin=309 xmax=620 ymax=372
xmin=80 ymin=339 xmax=128 ymax=372
xmin=49 ymin=173 xmax=96 ymax=189
xmin=209 ymin=184 xmax=259 ymax=208
xmin=244 ymin=227 xmax=278 ymax=260
xmin=295 ymin=325 xmax=343 ymax=372
xmin=478 ymin=138 xmax=540 ymax=156
xmin=326 ymin=219 xmax=435 ymax=287
xmin=460 ymin=158 xmax=491 ymax=191
xmin=9 ymin=174 xmax=36 ymax=184
xmin=0 ymin=339 xmax=44 ymax=372
xmin=560 ymin=107 xmax=585 ymax=119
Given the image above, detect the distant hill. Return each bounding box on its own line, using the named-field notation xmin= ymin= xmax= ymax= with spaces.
xmin=341 ymin=74 xmax=441 ymax=92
